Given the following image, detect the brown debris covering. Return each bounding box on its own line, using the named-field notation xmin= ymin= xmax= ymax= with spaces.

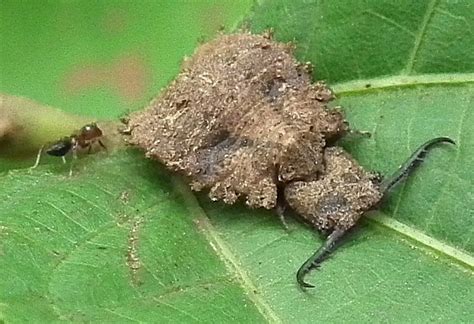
xmin=284 ymin=147 xmax=383 ymax=231
xmin=129 ymin=32 xmax=348 ymax=209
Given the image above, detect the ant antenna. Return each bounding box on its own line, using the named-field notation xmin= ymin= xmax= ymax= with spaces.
xmin=380 ymin=137 xmax=455 ymax=194
xmin=68 ymin=139 xmax=79 ymax=176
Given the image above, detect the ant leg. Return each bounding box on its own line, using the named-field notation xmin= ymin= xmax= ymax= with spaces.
xmin=348 ymin=129 xmax=371 ymax=138
xmin=30 ymin=145 xmax=45 ymax=170
xmin=330 ymin=107 xmax=370 ymax=139
xmin=296 ymin=227 xmax=346 ymax=289
xmin=275 ymin=186 xmax=290 ymax=230
xmin=333 ymin=126 xmax=370 ymax=145
xmin=275 ymin=203 xmax=289 ymax=230
xmin=69 ymin=148 xmax=78 ymax=177
xmin=119 ymin=125 xmax=132 ymax=135
xmin=98 ymin=140 xmax=107 ymax=152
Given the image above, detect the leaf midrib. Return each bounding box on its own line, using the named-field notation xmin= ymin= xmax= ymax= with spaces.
xmin=171 ymin=177 xmax=282 ymax=324
xmin=332 ymin=72 xmax=474 ymax=96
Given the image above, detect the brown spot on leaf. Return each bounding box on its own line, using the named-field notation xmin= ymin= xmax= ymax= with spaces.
xmin=63 ymin=54 xmax=151 ymax=104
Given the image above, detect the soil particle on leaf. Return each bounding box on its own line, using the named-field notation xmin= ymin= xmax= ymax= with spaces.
xmin=127 ymin=216 xmax=143 ymax=286
xmin=119 ymin=191 xmax=130 ymax=204
xmin=128 ymin=32 xmax=348 ymax=209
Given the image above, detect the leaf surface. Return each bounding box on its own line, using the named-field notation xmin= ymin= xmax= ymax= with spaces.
xmin=1 ymin=0 xmax=473 ymax=323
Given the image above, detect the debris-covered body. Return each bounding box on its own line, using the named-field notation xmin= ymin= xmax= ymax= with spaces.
xmin=127 ymin=32 xmax=454 ymax=288
xmin=129 ymin=33 xmax=347 ymax=209
xmin=285 ymin=147 xmax=383 ymax=232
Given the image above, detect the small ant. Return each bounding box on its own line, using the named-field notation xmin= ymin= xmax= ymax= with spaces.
xmin=31 ymin=123 xmax=106 ymax=176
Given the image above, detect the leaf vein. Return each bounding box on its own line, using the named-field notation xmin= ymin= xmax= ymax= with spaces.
xmin=405 ymin=0 xmax=439 ymax=74
xmin=368 ymin=214 xmax=474 ymax=270
xmin=333 ymin=73 xmax=474 ymax=96
xmin=363 ymin=9 xmax=416 ymax=37
xmin=172 ymin=178 xmax=282 ymax=323
xmin=104 ymin=308 xmax=144 ymax=323
xmin=20 ymin=213 xmax=77 ymax=245
xmin=152 ymin=298 xmax=201 ymax=322
xmin=426 ymin=103 xmax=467 ymax=227
xmin=44 ymin=201 xmax=91 ymax=233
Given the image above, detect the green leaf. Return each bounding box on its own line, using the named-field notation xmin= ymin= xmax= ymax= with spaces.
xmin=0 ymin=152 xmax=267 ymax=322
xmin=1 ymin=0 xmax=473 ymax=323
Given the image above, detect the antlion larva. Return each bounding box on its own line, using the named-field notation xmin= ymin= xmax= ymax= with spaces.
xmin=123 ymin=32 xmax=455 ymax=288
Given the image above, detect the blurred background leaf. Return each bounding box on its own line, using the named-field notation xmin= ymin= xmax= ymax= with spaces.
xmin=1 ymin=0 xmax=252 ymax=118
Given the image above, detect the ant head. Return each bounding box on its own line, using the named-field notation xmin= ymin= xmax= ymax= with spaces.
xmin=79 ymin=123 xmax=103 ymax=140
xmin=46 ymin=137 xmax=73 ymax=157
